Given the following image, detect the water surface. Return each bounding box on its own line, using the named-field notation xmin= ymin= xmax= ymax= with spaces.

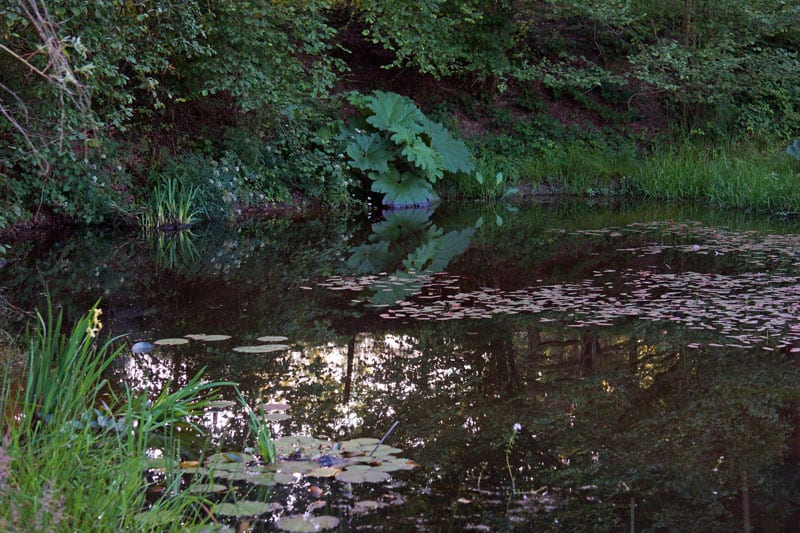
xmin=2 ymin=200 xmax=799 ymax=531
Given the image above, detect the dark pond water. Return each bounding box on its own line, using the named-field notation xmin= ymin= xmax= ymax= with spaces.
xmin=2 ymin=200 xmax=800 ymax=531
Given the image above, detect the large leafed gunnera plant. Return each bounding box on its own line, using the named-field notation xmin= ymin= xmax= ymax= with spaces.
xmin=343 ymin=91 xmax=474 ymax=207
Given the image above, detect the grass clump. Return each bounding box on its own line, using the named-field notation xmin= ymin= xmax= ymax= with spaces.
xmin=627 ymin=142 xmax=800 ymax=213
xmin=0 ymin=301 xmax=229 ymax=531
xmin=140 ymin=178 xmax=200 ymax=231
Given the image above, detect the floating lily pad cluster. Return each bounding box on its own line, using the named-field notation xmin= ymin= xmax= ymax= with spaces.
xmin=171 ymin=435 xmax=418 ymax=531
xmin=319 ymin=221 xmax=800 ymax=350
xmin=144 ymin=334 xmax=291 ymax=355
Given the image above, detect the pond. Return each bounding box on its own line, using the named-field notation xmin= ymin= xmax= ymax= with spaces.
xmin=2 ymin=199 xmax=800 ymax=531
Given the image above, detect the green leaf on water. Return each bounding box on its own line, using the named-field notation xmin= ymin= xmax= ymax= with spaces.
xmin=273 ymin=472 xmax=297 ymax=484
xmin=257 ymin=335 xmax=289 ymax=342
xmin=233 ymin=344 xmax=290 ymax=354
xmin=360 ymin=444 xmax=403 ymax=456
xmin=275 ymin=514 xmax=340 ymax=532
xmin=212 ymin=500 xmax=276 ymax=517
xmin=154 ymin=338 xmax=189 ymax=346
xmin=306 ymin=466 xmax=341 ymax=478
xmin=206 ymin=451 xmax=255 ymax=464
xmin=339 ymin=437 xmax=381 ymax=448
xmin=206 ymin=400 xmax=236 ymax=409
xmin=184 ymin=334 xmax=231 ymax=341
xmin=187 ymin=483 xmax=228 ymax=494
xmin=336 ymin=468 xmax=391 ymax=483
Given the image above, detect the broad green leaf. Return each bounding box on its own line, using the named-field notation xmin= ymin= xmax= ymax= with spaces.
xmin=421 ymin=116 xmax=474 ymax=173
xmin=206 ymin=452 xmax=256 ymax=464
xmin=401 ymin=138 xmax=444 ymax=182
xmin=370 ymin=168 xmax=438 ymax=207
xmin=259 ymin=402 xmax=290 ymax=411
xmin=346 ymin=132 xmax=393 ymax=173
xmin=364 ymin=90 xmax=424 ymax=141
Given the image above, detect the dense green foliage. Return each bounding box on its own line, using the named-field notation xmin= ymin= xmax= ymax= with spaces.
xmin=2 ymin=0 xmax=800 ymax=233
xmin=342 ymin=90 xmax=474 ymax=206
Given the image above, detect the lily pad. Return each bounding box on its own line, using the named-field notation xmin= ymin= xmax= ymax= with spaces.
xmin=275 ymin=515 xmax=339 ymax=532
xmin=206 ymin=452 xmax=256 ymax=464
xmin=305 ymin=466 xmax=341 ymax=478
xmin=212 ymin=500 xmax=277 ymax=517
xmin=361 ymin=444 xmax=403 ymax=457
xmin=374 ymin=458 xmax=419 ymax=472
xmin=339 ymin=437 xmax=380 ymax=448
xmin=185 ymin=334 xmax=232 ymax=342
xmin=187 ymin=483 xmax=228 ymax=494
xmin=273 ymin=436 xmax=327 ymax=456
xmin=154 ymin=337 xmax=189 ymax=346
xmin=257 ymin=335 xmax=289 ymax=342
xmin=233 ymin=344 xmax=290 ymax=354
xmin=273 ymin=472 xmax=298 ymax=484
xmin=242 ymin=474 xmax=278 ymax=486
xmin=277 ymin=461 xmax=316 ymax=474
xmin=186 ymin=524 xmax=235 ymax=533
xmin=180 ymin=466 xmax=209 ymax=476
xmin=336 ymin=469 xmax=391 ymax=484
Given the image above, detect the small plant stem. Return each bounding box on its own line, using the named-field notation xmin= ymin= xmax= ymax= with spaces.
xmin=369 ymin=420 xmax=400 ymax=457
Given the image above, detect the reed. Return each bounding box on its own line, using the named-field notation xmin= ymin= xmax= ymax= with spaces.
xmin=140 ymin=178 xmax=200 ymax=230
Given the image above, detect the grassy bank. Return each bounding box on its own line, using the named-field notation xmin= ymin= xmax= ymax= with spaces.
xmin=463 ymin=137 xmax=800 ymax=214
xmin=0 ymin=303 xmax=225 ymax=531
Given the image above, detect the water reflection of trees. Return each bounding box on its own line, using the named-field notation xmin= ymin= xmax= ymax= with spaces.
xmin=313 ymin=318 xmax=800 ymax=530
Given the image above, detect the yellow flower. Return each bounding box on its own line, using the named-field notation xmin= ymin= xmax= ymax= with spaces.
xmin=86 ymin=308 xmax=103 ymax=338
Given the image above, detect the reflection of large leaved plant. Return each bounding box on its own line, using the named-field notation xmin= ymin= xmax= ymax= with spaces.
xmin=343 ymin=91 xmax=474 ymax=207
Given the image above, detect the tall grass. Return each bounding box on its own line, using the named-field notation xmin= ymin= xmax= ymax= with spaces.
xmin=0 ymin=301 xmax=228 ymax=531
xmin=464 ymin=136 xmax=799 ymax=213
xmin=627 ymin=143 xmax=800 ymax=213
xmin=140 ymin=178 xmax=200 ymax=230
